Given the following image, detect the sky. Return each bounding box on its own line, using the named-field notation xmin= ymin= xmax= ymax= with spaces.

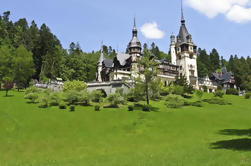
xmin=1 ymin=0 xmax=251 ymax=59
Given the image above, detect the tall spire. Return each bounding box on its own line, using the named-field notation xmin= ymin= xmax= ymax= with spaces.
xmin=181 ymin=0 xmax=185 ymax=24
xmin=132 ymin=17 xmax=138 ymax=37
xmin=98 ymin=41 xmax=104 ymax=66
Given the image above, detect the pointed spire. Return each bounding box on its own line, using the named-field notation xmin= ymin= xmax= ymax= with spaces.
xmin=132 ymin=17 xmax=137 ymax=37
xmin=134 ymin=17 xmax=136 ymax=28
xmin=98 ymin=41 xmax=104 ymax=66
xmin=181 ymin=0 xmax=185 ymax=24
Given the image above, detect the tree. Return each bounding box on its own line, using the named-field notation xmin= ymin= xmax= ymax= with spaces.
xmin=0 ymin=45 xmax=14 ymax=93
xmin=137 ymin=49 xmax=159 ymax=105
xmin=13 ymin=45 xmax=35 ymax=90
xmin=210 ymin=48 xmax=220 ymax=72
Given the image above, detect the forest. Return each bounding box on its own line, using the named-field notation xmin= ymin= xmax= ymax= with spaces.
xmin=0 ymin=11 xmax=250 ymax=90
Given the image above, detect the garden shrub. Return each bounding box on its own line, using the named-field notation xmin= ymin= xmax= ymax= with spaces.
xmin=25 ymin=86 xmax=41 ymax=95
xmin=38 ymin=94 xmax=49 ymax=108
xmin=106 ymin=93 xmax=124 ymax=108
xmin=214 ymin=90 xmax=224 ymax=98
xmin=202 ymin=85 xmax=208 ymax=92
xmin=62 ymin=80 xmax=87 ymax=92
xmin=94 ymin=105 xmax=100 ymax=111
xmin=142 ymin=105 xmax=150 ymax=112
xmin=69 ymin=105 xmax=75 ymax=112
xmin=165 ymin=94 xmax=185 ymax=108
xmin=64 ymin=90 xmax=80 ymax=105
xmin=172 ymin=85 xmax=184 ymax=96
xmin=78 ymin=90 xmax=91 ymax=106
xmin=244 ymin=93 xmax=251 ymax=99
xmin=226 ymin=89 xmax=239 ymax=95
xmin=203 ymin=97 xmax=231 ymax=105
xmin=49 ymin=92 xmax=62 ymax=106
xmin=59 ymin=102 xmax=67 ymax=109
xmin=91 ymin=90 xmax=103 ymax=103
xmin=195 ymin=90 xmax=204 ymax=100
xmin=24 ymin=92 xmax=39 ymax=103
xmin=128 ymin=105 xmax=134 ymax=111
xmin=191 ymin=101 xmax=203 ymax=107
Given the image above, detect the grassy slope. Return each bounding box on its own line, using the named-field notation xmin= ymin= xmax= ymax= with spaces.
xmin=0 ymin=91 xmax=251 ymax=166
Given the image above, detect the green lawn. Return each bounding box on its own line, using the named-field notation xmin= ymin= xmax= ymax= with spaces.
xmin=1 ymin=90 xmax=251 ymax=166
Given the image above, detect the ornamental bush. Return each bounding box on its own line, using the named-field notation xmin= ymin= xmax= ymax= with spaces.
xmin=91 ymin=90 xmax=103 ymax=103
xmin=244 ymin=93 xmax=251 ymax=99
xmin=49 ymin=92 xmax=62 ymax=106
xmin=142 ymin=105 xmax=150 ymax=112
xmin=25 ymin=86 xmax=41 ymax=95
xmin=171 ymin=85 xmax=184 ymax=96
xmin=24 ymin=92 xmax=39 ymax=103
xmin=128 ymin=105 xmax=134 ymax=111
xmin=78 ymin=90 xmax=91 ymax=106
xmin=94 ymin=105 xmax=100 ymax=111
xmin=226 ymin=88 xmax=239 ymax=95
xmin=214 ymin=90 xmax=224 ymax=98
xmin=106 ymin=93 xmax=124 ymax=108
xmin=203 ymin=97 xmax=231 ymax=105
xmin=165 ymin=94 xmax=185 ymax=108
xmin=63 ymin=90 xmax=80 ymax=105
xmin=38 ymin=94 xmax=49 ymax=108
xmin=62 ymin=80 xmax=87 ymax=92
xmin=59 ymin=101 xmax=67 ymax=109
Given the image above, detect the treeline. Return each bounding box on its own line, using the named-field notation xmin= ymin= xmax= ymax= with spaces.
xmin=197 ymin=48 xmax=251 ymax=90
xmin=0 ymin=11 xmax=110 ymax=89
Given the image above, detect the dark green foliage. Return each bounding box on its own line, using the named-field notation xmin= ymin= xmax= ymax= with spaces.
xmin=48 ymin=92 xmax=62 ymax=106
xmin=106 ymin=93 xmax=124 ymax=108
xmin=191 ymin=101 xmax=203 ymax=107
xmin=128 ymin=105 xmax=134 ymax=111
xmin=195 ymin=90 xmax=204 ymax=100
xmin=62 ymin=80 xmax=87 ymax=92
xmin=24 ymin=92 xmax=39 ymax=103
xmin=165 ymin=95 xmax=185 ymax=108
xmin=174 ymin=75 xmax=194 ymax=94
xmin=69 ymin=105 xmax=75 ymax=112
xmin=217 ymin=85 xmax=223 ymax=90
xmin=91 ymin=90 xmax=103 ymax=103
xmin=78 ymin=90 xmax=91 ymax=106
xmin=172 ymin=85 xmax=184 ymax=95
xmin=59 ymin=101 xmax=67 ymax=109
xmin=94 ymin=105 xmax=100 ymax=111
xmin=214 ymin=90 xmax=224 ymax=98
xmin=226 ymin=89 xmax=239 ymax=95
xmin=244 ymin=93 xmax=251 ymax=99
xmin=38 ymin=94 xmax=49 ymax=108
xmin=142 ymin=105 xmax=150 ymax=112
xmin=203 ymin=98 xmax=231 ymax=105
xmin=64 ymin=90 xmax=80 ymax=105
xmin=202 ymin=85 xmax=208 ymax=92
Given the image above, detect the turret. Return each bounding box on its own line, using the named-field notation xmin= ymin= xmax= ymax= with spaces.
xmin=96 ymin=43 xmax=104 ymax=82
xmin=127 ymin=17 xmax=142 ymax=61
xmin=170 ymin=34 xmax=176 ymax=65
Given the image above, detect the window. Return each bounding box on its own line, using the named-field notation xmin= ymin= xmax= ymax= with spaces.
xmin=189 ymin=54 xmax=193 ymax=59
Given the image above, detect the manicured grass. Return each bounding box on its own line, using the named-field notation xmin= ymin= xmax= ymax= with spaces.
xmin=1 ymin=90 xmax=251 ymax=166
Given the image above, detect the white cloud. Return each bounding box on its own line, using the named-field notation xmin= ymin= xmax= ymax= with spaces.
xmin=226 ymin=5 xmax=251 ymax=23
xmin=185 ymin=0 xmax=251 ymax=23
xmin=140 ymin=22 xmax=165 ymax=39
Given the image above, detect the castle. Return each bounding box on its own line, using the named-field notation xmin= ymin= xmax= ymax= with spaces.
xmin=88 ymin=7 xmax=235 ymax=95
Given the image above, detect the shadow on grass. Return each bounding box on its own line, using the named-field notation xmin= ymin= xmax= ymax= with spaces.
xmin=218 ymin=129 xmax=251 ymax=137
xmin=211 ymin=138 xmax=251 ymax=151
xmin=211 ymin=129 xmax=251 ymax=151
xmin=3 ymin=95 xmax=14 ymax=97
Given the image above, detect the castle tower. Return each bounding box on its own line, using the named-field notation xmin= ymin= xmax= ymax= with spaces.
xmin=170 ymin=34 xmax=176 ymax=65
xmin=170 ymin=1 xmax=198 ymax=88
xmin=127 ymin=17 xmax=142 ymax=62
xmin=96 ymin=43 xmax=104 ymax=82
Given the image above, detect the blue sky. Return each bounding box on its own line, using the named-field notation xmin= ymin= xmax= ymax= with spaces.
xmin=1 ymin=0 xmax=251 ymax=59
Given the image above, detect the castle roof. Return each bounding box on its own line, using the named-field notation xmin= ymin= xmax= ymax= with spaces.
xmin=116 ymin=53 xmax=131 ymax=66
